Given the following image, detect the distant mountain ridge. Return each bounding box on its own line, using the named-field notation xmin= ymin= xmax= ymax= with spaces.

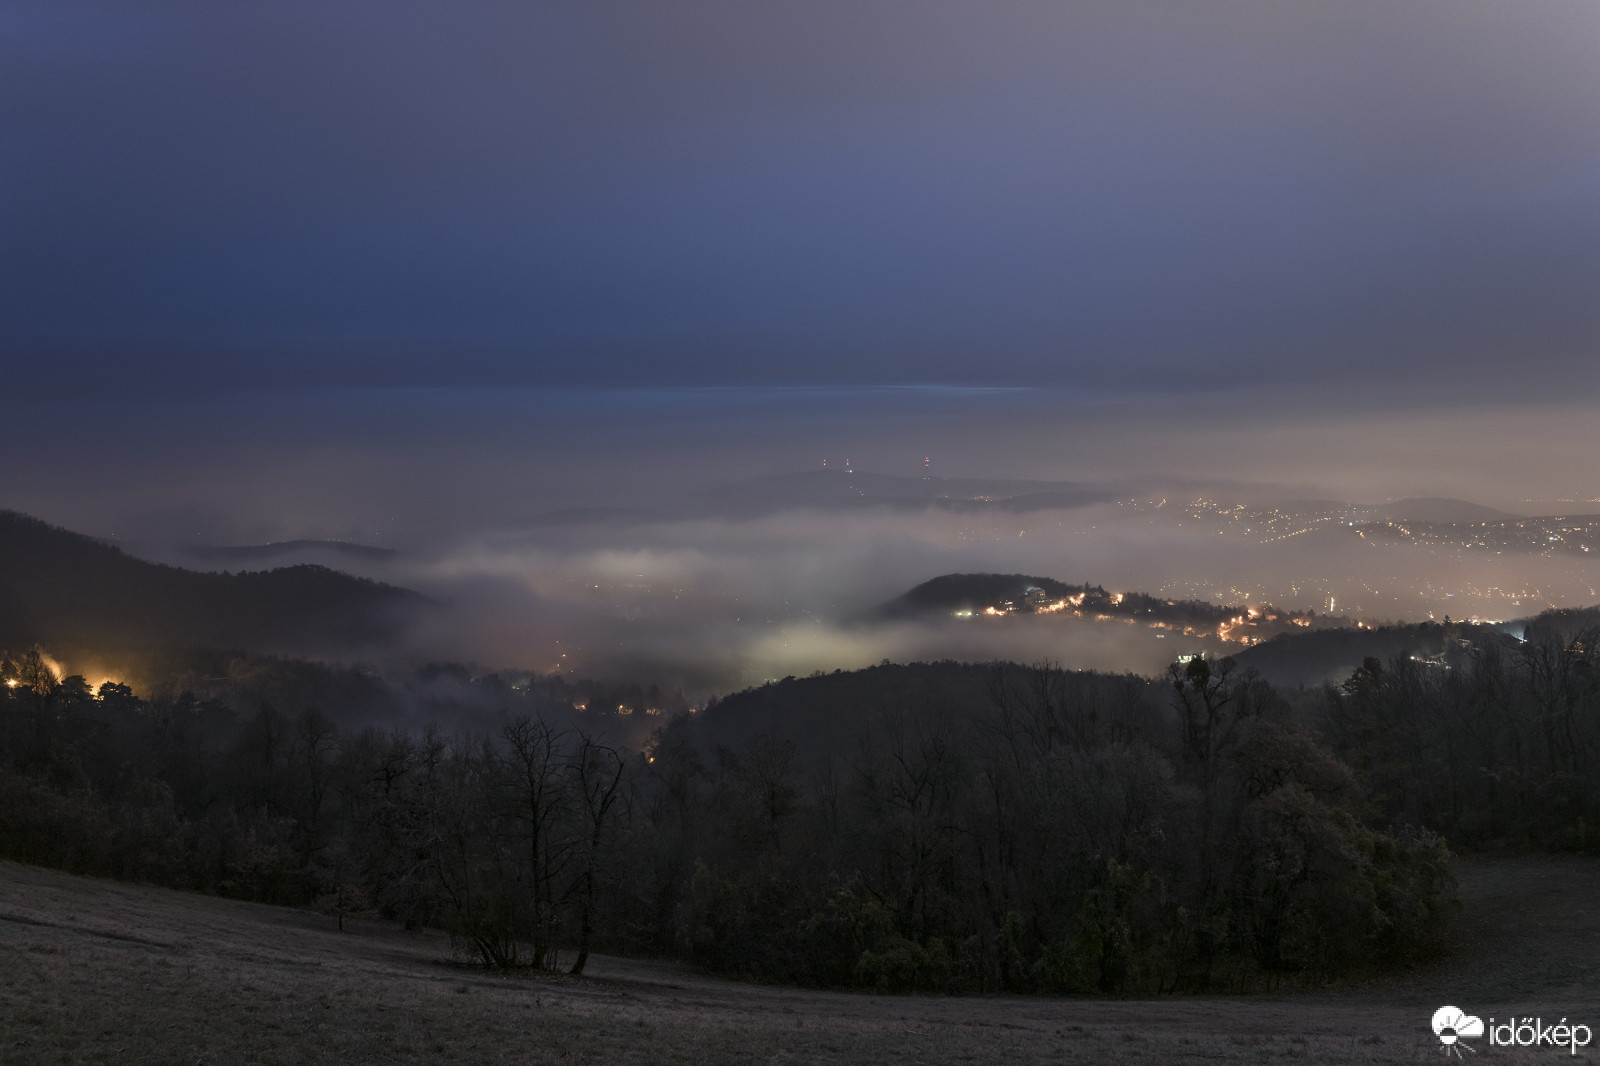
xmin=184 ymin=540 xmax=398 ymax=564
xmin=523 ymin=470 xmax=1570 ymax=535
xmin=0 ymin=510 xmax=428 ymax=655
xmin=1379 ymin=497 xmax=1521 ymax=524
xmin=181 ymin=541 xmax=400 ymax=563
xmin=702 ymin=470 xmax=1121 ymax=516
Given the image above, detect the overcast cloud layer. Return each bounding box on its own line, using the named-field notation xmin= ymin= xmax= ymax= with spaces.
xmin=4 ymin=1 xmax=1599 ymax=392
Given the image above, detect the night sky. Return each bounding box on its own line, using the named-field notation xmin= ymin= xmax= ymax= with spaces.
xmin=6 ymin=1 xmax=1598 ymax=395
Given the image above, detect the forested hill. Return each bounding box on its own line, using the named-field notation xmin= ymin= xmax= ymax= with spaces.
xmin=1231 ymin=608 xmax=1600 ymax=689
xmin=1230 ymin=621 xmax=1497 ymax=689
xmin=698 ymin=661 xmax=1010 ymax=755
xmin=695 ymin=659 xmax=1161 ymax=761
xmin=872 ymin=572 xmax=1332 ymax=635
xmin=875 ymin=573 xmax=1097 ymax=617
xmin=0 ymin=510 xmax=428 ymax=654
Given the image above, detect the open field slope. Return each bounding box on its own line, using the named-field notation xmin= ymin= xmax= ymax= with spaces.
xmin=2 ymin=857 xmax=1599 ymax=1065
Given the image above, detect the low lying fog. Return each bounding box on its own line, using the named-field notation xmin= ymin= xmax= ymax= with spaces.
xmin=385 ymin=501 xmax=1599 ymax=690
xmin=5 ymin=384 xmax=1599 ymax=693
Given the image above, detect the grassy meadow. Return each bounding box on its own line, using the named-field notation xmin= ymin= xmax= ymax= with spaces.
xmin=3 ymin=856 xmax=1599 ymax=1065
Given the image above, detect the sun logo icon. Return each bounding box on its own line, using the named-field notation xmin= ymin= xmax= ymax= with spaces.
xmin=1432 ymin=1006 xmax=1484 ymax=1058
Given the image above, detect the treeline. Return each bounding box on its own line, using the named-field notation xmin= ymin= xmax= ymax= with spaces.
xmin=4 ymin=643 xmax=1475 ymax=995
xmin=636 ymin=658 xmax=1450 ymax=993
xmin=0 ymin=648 xmax=650 ymax=973
xmin=6 ymin=614 xmax=1597 ymax=994
xmin=1323 ymin=614 xmax=1600 ymax=849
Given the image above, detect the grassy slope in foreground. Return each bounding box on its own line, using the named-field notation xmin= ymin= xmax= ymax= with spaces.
xmin=3 ymin=857 xmax=1600 ymax=1065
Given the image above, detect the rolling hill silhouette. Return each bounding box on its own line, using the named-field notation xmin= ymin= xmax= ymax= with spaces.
xmin=182 ymin=539 xmax=398 ymax=565
xmin=0 ymin=511 xmax=428 ymax=656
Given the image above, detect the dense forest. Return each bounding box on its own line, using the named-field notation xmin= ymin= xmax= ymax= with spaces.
xmin=3 ymin=607 xmax=1598 ymax=992
xmin=2 ymin=606 xmax=1584 ymax=996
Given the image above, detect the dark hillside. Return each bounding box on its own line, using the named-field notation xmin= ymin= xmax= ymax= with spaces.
xmin=696 ymin=659 xmax=1156 ymax=757
xmin=0 ymin=510 xmax=427 ymax=655
xmin=1232 ymin=620 xmax=1524 ymax=689
xmin=874 ymin=573 xmax=1088 ymax=617
xmin=182 ymin=539 xmax=398 ymax=565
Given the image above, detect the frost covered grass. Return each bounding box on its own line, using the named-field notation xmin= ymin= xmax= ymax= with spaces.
xmin=1 ymin=856 xmax=1598 ymax=1065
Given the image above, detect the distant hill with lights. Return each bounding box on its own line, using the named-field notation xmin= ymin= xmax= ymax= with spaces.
xmin=1231 ymin=607 xmax=1600 ymax=689
xmin=873 ymin=571 xmax=1336 ymax=641
xmin=871 ymin=570 xmax=1561 ymax=689
xmin=0 ymin=510 xmax=428 ymax=656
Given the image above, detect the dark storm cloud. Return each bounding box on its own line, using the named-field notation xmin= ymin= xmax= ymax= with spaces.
xmin=3 ymin=1 xmax=1597 ymax=391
